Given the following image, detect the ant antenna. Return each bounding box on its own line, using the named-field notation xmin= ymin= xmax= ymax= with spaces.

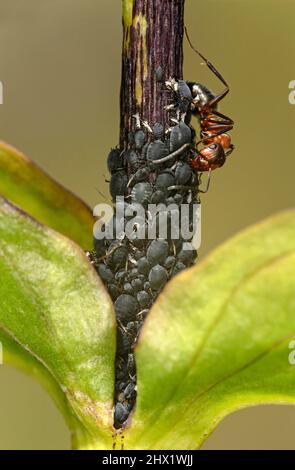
xmin=184 ymin=27 xmax=228 ymax=88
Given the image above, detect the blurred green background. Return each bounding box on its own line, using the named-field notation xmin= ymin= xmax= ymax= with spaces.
xmin=0 ymin=0 xmax=294 ymax=449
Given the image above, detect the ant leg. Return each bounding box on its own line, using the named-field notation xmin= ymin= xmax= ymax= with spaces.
xmin=152 ymin=143 xmax=191 ymax=165
xmin=195 ymin=127 xmax=233 ymax=148
xmin=201 ymin=124 xmax=233 ymax=134
xmin=210 ymin=109 xmax=234 ymax=124
xmin=203 ymin=111 xmax=234 ymax=126
xmin=198 ymin=169 xmax=212 ymax=193
xmin=207 ymin=88 xmax=229 ymax=108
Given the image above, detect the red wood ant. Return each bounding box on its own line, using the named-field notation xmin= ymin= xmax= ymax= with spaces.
xmin=184 ymin=27 xmax=234 ymax=172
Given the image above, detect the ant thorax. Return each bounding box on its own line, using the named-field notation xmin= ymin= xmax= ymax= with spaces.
xmin=187 ymin=82 xmax=215 ymax=111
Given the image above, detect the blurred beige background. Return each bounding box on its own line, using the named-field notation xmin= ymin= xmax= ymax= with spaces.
xmin=0 ymin=0 xmax=294 ymax=450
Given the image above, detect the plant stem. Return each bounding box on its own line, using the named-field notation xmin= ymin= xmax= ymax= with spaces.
xmin=120 ymin=0 xmax=185 ymax=148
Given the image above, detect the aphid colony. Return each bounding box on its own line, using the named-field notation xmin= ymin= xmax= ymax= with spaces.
xmin=95 ymin=119 xmax=198 ymax=428
xmin=93 ymin=36 xmax=234 ymax=429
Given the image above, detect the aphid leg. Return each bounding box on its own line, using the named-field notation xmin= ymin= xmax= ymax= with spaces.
xmin=127 ymin=173 xmax=136 ymax=188
xmin=165 ymin=103 xmax=176 ymax=112
xmin=141 ymin=120 xmax=153 ymax=133
xmin=85 ymin=251 xmax=96 ymax=265
xmin=132 ymin=113 xmax=141 ymax=129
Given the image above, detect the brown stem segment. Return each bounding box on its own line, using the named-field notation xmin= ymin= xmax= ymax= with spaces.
xmin=120 ymin=0 xmax=185 ymax=148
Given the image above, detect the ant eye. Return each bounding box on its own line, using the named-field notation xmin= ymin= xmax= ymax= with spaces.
xmin=209 ymin=143 xmax=218 ymax=150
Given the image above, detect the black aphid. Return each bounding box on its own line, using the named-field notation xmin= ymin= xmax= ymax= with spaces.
xmin=134 ymin=130 xmax=146 ymax=150
xmin=115 ymin=294 xmax=138 ymax=324
xmin=169 ymin=122 xmax=192 ymax=152
xmin=110 ymin=171 xmax=128 ymax=201
xmin=147 ymin=239 xmax=169 ymax=266
xmin=149 ymin=264 xmax=168 ymax=290
xmin=147 ymin=140 xmax=169 ymax=161
xmin=107 ymin=148 xmax=123 ymax=173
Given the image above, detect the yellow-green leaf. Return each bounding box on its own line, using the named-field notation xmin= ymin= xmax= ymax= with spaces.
xmin=124 ymin=210 xmax=295 ymax=450
xmin=0 ymin=141 xmax=94 ymax=249
xmin=0 ymin=197 xmax=115 ymax=449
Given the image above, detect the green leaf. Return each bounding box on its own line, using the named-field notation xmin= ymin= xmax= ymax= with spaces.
xmin=0 ymin=197 xmax=115 ymax=449
xmin=0 ymin=141 xmax=94 ymax=249
xmin=124 ymin=210 xmax=295 ymax=450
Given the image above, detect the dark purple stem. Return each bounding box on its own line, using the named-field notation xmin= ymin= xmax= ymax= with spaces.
xmin=120 ymin=0 xmax=185 ymax=148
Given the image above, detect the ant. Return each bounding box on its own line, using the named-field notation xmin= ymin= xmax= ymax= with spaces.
xmin=166 ymin=28 xmax=235 ymax=174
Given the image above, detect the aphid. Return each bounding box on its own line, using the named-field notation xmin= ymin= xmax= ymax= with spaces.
xmin=147 ymin=140 xmax=169 ymax=161
xmin=169 ymin=123 xmax=192 ymax=152
xmin=131 ymin=278 xmax=143 ymax=293
xmin=123 ymin=383 xmax=136 ymax=401
xmin=151 ymin=189 xmax=165 ymax=204
xmin=131 ymin=182 xmax=153 ymax=206
xmin=107 ymin=148 xmax=123 ymax=174
xmin=153 ymin=122 xmax=165 ymax=140
xmin=110 ymin=171 xmax=128 ymax=201
xmin=164 ymin=255 xmax=176 ymax=269
xmin=125 ymin=150 xmax=141 ymax=170
xmin=177 ymin=245 xmax=197 ymax=265
xmin=155 ymin=171 xmax=175 ymax=189
xmin=137 ymin=290 xmax=150 ymax=308
xmin=134 ymin=130 xmax=146 ymax=150
xmin=137 ymin=257 xmax=150 ymax=275
xmin=112 ymin=245 xmax=128 ymax=270
xmin=148 ymin=264 xmax=168 ymax=290
xmin=175 ymin=162 xmax=193 ymax=185
xmin=123 ymin=282 xmax=134 ymax=295
xmin=165 ymin=78 xmax=192 ymax=115
xmin=108 ymin=284 xmax=121 ymax=301
xmin=147 ymin=239 xmax=169 ymax=266
xmin=172 ymin=261 xmax=186 ymax=274
xmin=114 ymin=402 xmax=129 ymax=427
xmin=115 ymin=269 xmax=128 ymax=283
xmin=97 ymin=263 xmax=114 ymax=284
xmin=115 ymin=294 xmax=138 ymax=324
